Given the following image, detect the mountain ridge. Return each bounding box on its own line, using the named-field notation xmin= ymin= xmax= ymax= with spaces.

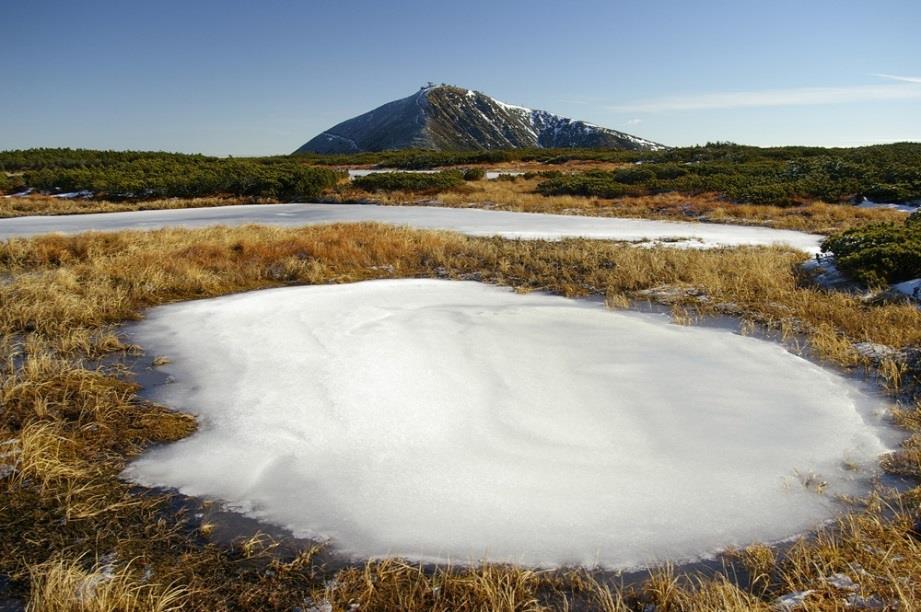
xmin=294 ymin=85 xmax=665 ymax=154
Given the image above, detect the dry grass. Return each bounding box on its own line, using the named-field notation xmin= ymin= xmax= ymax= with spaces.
xmin=336 ymin=177 xmax=907 ymax=234
xmin=1 ymin=223 xmax=919 ymax=610
xmin=0 ymin=195 xmax=265 ymax=218
xmin=6 ymin=169 xmax=906 ymax=236
xmin=27 ymin=556 xmax=188 ymax=612
xmin=316 ymin=560 xmax=548 ymax=611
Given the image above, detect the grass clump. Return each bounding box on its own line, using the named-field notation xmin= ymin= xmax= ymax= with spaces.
xmin=27 ymin=555 xmax=187 ymax=612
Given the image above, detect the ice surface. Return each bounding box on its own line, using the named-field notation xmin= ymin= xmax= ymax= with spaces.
xmin=856 ymin=197 xmax=918 ymax=213
xmin=124 ymin=280 xmax=894 ymax=568
xmin=347 ymin=169 xmax=525 ymax=180
xmin=484 ymin=170 xmax=526 ymax=180
xmin=893 ymin=278 xmax=921 ymax=301
xmin=346 ymin=168 xmax=438 ymax=179
xmin=0 ymin=203 xmax=824 ymax=252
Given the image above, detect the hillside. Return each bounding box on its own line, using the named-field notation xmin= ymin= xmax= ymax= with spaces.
xmin=295 ymin=85 xmax=664 ymax=154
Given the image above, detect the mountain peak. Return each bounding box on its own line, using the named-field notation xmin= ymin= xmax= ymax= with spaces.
xmin=295 ymin=86 xmax=664 ymax=154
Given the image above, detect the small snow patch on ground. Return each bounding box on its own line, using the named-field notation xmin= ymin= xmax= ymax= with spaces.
xmin=893 ymin=278 xmax=921 ymax=301
xmin=3 ymin=188 xmax=34 ymax=198
xmin=484 ymin=170 xmax=525 ymax=180
xmin=773 ymin=590 xmax=814 ymax=611
xmin=856 ymin=197 xmax=918 ymax=213
xmin=51 ymin=190 xmax=94 ymax=199
xmin=845 ymin=593 xmax=887 ymax=609
xmin=825 ymin=573 xmax=859 ymax=592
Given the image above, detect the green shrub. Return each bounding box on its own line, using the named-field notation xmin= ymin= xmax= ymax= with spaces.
xmin=864 ymin=183 xmax=921 ymax=204
xmin=821 ymin=220 xmax=921 ymax=286
xmin=524 ymin=143 xmax=921 ymax=206
xmin=651 ymin=163 xmax=688 ymax=180
xmin=352 ymin=170 xmax=464 ymax=193
xmin=613 ymin=167 xmax=656 ymax=184
xmin=537 ymin=173 xmax=628 ymax=198
xmin=0 ymin=173 xmax=23 ymax=194
xmin=3 ymin=149 xmax=342 ymax=201
xmin=462 ymin=167 xmax=486 ymax=181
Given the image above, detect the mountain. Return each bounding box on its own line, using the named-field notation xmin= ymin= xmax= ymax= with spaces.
xmin=294 ymin=85 xmax=664 ymax=154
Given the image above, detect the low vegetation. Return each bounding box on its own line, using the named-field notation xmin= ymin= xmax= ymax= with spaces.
xmin=4 ymin=145 xmax=920 ymax=267
xmin=0 ymin=149 xmax=341 ymax=201
xmin=351 ymin=170 xmax=465 ymax=193
xmin=2 ymin=224 xmax=920 ymax=610
xmin=337 ymin=176 xmax=908 ymax=234
xmin=5 ymin=142 xmax=921 ymax=205
xmin=535 ymin=142 xmax=921 ymax=205
xmin=822 ymin=212 xmax=921 ymax=285
xmin=462 ymin=166 xmax=486 ymax=181
xmin=301 ymin=141 xmax=921 ymax=205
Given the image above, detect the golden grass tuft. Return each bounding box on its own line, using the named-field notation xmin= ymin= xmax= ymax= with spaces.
xmin=809 ymin=323 xmax=862 ymax=367
xmin=317 ymin=560 xmax=548 ymax=612
xmin=27 ymin=556 xmax=187 ymax=612
xmin=645 ymin=569 xmax=771 ymax=611
xmin=7 ymin=423 xmax=88 ymax=493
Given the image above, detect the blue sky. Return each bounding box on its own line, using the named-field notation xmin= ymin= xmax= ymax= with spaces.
xmin=2 ymin=0 xmax=919 ymax=155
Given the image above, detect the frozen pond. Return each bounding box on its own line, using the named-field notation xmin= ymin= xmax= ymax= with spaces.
xmin=856 ymin=197 xmax=919 ymax=213
xmin=0 ymin=203 xmax=823 ymax=251
xmin=123 ymin=280 xmax=896 ymax=568
xmin=346 ymin=168 xmax=523 ymax=180
xmin=347 ymin=168 xmax=438 ymax=179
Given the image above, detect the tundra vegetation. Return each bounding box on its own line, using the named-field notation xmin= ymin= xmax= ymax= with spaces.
xmin=340 ymin=176 xmax=909 ymax=235
xmin=352 ymin=170 xmax=467 ymax=193
xmin=531 ymin=142 xmax=921 ymax=205
xmin=0 ymin=145 xmax=916 ymax=238
xmin=1 ymin=223 xmax=920 ymax=610
xmin=0 ymin=149 xmax=341 ymax=202
xmin=821 ymin=212 xmax=921 ymax=286
xmin=312 ymin=140 xmax=921 ymax=204
xmin=3 ymin=146 xmax=916 ymax=249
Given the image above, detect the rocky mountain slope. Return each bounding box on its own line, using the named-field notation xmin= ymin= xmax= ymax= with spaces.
xmin=295 ymin=85 xmax=664 ymax=153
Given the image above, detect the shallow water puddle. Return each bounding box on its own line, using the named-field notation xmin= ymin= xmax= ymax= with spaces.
xmin=123 ymin=280 xmax=897 ymax=568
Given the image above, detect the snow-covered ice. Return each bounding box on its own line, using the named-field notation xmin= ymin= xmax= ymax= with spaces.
xmin=893 ymin=278 xmax=921 ymax=301
xmin=123 ymin=280 xmax=895 ymax=568
xmin=856 ymin=197 xmax=918 ymax=213
xmin=348 ymin=168 xmax=523 ymax=180
xmin=50 ymin=190 xmax=94 ymax=199
xmin=347 ymin=168 xmax=438 ymax=179
xmin=0 ymin=203 xmax=824 ymax=252
xmin=484 ymin=170 xmax=526 ymax=180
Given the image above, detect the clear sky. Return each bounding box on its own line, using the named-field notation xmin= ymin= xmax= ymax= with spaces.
xmin=2 ymin=0 xmax=919 ymax=156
